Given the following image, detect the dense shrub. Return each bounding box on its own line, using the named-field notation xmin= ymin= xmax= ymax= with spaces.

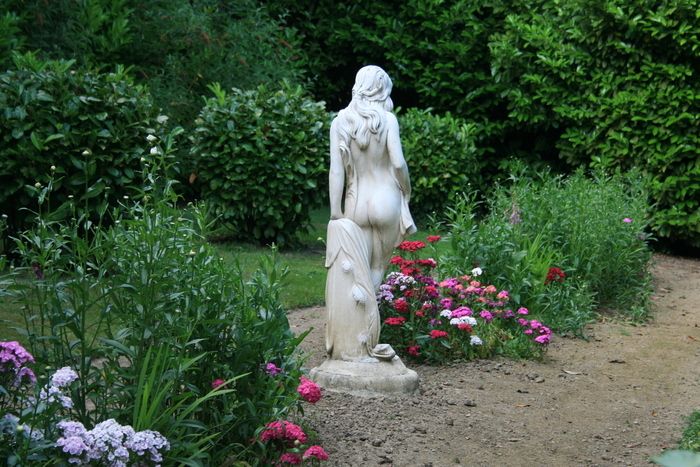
xmin=398 ymin=108 xmax=481 ymax=223
xmin=191 ymin=82 xmax=329 ymax=246
xmin=0 ymin=53 xmax=159 ymax=235
xmin=441 ymin=169 xmax=653 ymax=334
xmin=5 ymin=0 xmax=307 ymax=124
xmin=489 ymin=0 xmax=700 ymax=246
xmin=3 ymin=139 xmax=316 ymax=464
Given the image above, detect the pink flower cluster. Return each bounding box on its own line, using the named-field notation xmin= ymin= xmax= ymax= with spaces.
xmin=517 ymin=318 xmax=553 ymax=344
xmin=297 ymin=376 xmax=322 ymax=404
xmin=260 ymin=420 xmax=308 ymax=444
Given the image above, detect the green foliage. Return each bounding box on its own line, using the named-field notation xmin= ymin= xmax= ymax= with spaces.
xmin=4 ymin=133 xmax=310 ymax=464
xmin=489 ymin=0 xmax=700 ymax=246
xmin=398 ymin=108 xmax=482 ymax=223
xmin=191 ymin=82 xmax=329 ymax=246
xmin=441 ymin=169 xmax=653 ymax=334
xmin=0 ymin=12 xmax=23 ymax=68
xmin=0 ymin=53 xmax=159 ymax=236
xmin=680 ymin=411 xmax=700 ymax=453
xmin=6 ymin=0 xmax=307 ymax=125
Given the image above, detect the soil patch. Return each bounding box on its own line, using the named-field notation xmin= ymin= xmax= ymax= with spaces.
xmin=288 ymin=253 xmax=700 ymax=466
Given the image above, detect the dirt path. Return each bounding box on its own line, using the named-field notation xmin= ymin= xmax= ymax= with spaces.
xmin=288 ymin=254 xmax=700 ymax=466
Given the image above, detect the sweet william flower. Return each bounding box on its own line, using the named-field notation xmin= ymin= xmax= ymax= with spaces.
xmin=265 ymin=362 xmax=282 ymax=376
xmin=385 ymin=316 xmax=406 ymax=326
xmin=471 ymin=267 xmax=483 ymax=276
xmin=303 ymin=445 xmax=329 ymax=461
xmin=211 ymin=378 xmax=225 ymax=389
xmin=623 ymin=217 xmax=633 ymax=223
xmin=407 ymin=345 xmax=420 ymax=356
xmin=430 ymin=330 xmax=448 ymax=339
xmin=470 ymin=335 xmax=483 ymax=346
xmin=297 ymin=376 xmax=322 ymax=403
xmin=279 ymin=453 xmax=302 ymax=465
xmin=426 ymin=235 xmax=441 ymax=243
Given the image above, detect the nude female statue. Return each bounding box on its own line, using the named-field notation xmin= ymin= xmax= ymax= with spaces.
xmin=329 ymin=65 xmax=416 ymax=289
xmin=324 ymin=65 xmax=416 ymax=362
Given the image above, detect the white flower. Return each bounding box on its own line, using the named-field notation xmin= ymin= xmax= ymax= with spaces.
xmin=449 ymin=317 xmax=460 ymax=326
xmin=464 ymin=316 xmax=477 ymax=326
xmin=140 ymin=157 xmax=146 ymax=163
xmin=34 ymin=182 xmax=41 ymax=188
xmin=146 ymin=134 xmax=157 ymax=142
xmin=50 ymin=165 xmax=56 ymax=171
xmin=149 ymin=146 xmax=161 ymax=155
xmin=156 ymin=115 xmax=169 ymax=124
xmin=471 ymin=267 xmax=483 ymax=277
xmin=440 ymin=309 xmax=452 ymax=318
xmin=81 ymin=149 xmax=91 ymax=156
xmin=470 ymin=335 xmax=483 ymax=346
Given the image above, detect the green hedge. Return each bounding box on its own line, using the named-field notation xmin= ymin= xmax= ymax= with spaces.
xmin=398 ymin=108 xmax=482 ymax=223
xmin=490 ymin=0 xmax=700 ymax=246
xmin=0 ymin=53 xmax=158 ymax=234
xmin=190 ymin=82 xmax=329 ymax=246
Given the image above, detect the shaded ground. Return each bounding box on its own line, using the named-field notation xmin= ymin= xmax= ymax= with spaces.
xmin=288 ymin=254 xmax=700 ymax=466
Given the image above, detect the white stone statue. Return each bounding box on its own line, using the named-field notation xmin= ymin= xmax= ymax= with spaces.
xmin=311 ymin=66 xmax=419 ymax=395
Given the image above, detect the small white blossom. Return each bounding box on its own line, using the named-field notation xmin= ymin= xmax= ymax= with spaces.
xmin=149 ymin=146 xmax=161 ymax=155
xmin=470 ymin=335 xmax=483 ymax=346
xmin=440 ymin=309 xmax=452 ymax=318
xmin=471 ymin=267 xmax=483 ymax=277
xmin=81 ymin=149 xmax=91 ymax=156
xmin=156 ymin=115 xmax=169 ymax=124
xmin=34 ymin=182 xmax=41 ymax=188
xmin=50 ymin=165 xmax=56 ymax=171
xmin=146 ymin=134 xmax=157 ymax=142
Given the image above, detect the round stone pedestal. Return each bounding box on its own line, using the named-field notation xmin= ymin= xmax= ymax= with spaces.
xmin=310 ymin=356 xmax=419 ymax=396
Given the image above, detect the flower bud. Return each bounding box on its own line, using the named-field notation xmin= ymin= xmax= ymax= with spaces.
xmin=34 ymin=182 xmax=41 ymax=188
xmin=146 ymin=134 xmax=157 ymax=142
xmin=82 ymin=149 xmax=91 ymax=156
xmin=50 ymin=165 xmax=56 ymax=171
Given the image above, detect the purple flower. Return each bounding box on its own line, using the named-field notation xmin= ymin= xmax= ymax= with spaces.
xmin=0 ymin=341 xmax=35 ymax=370
xmin=479 ymin=310 xmax=494 ymax=322
xmin=51 ymin=367 xmax=78 ymax=388
xmin=439 ymin=298 xmax=454 ymax=310
xmin=623 ymin=217 xmax=633 ymax=223
xmin=265 ymin=362 xmax=282 ymax=376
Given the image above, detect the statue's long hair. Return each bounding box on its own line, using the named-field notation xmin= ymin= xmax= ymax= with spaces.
xmin=336 ymin=66 xmax=394 ymax=159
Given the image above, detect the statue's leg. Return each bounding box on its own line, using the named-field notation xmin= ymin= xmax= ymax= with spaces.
xmin=369 ymin=222 xmax=401 ymax=290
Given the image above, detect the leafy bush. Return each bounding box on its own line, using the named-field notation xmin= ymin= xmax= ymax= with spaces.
xmin=441 ymin=169 xmax=653 ymax=334
xmin=5 ymin=0 xmax=307 ymax=125
xmin=398 ymin=108 xmax=482 ymax=223
xmin=3 ymin=135 xmax=320 ymax=464
xmin=489 ymin=0 xmax=700 ymax=246
xmin=378 ymin=239 xmax=550 ymax=364
xmin=191 ymin=82 xmax=329 ymax=246
xmin=0 ymin=53 xmax=159 ymax=236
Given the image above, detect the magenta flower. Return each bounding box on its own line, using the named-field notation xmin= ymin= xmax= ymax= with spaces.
xmin=297 ymin=376 xmax=322 ymax=403
xmin=279 ymin=453 xmax=302 ymax=465
xmin=211 ymin=378 xmax=225 ymax=389
xmin=517 ymin=307 xmax=529 ymax=315
xmin=623 ymin=217 xmax=633 ymax=223
xmin=265 ymin=362 xmax=282 ymax=376
xmin=479 ymin=310 xmax=494 ymax=322
xmin=303 ymin=445 xmax=330 ymax=461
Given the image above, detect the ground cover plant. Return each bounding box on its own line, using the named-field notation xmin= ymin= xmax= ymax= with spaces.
xmin=0 ymin=133 xmax=329 ymax=465
xmin=440 ymin=168 xmax=653 ymax=335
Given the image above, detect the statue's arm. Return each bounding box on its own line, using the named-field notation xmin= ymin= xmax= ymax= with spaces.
xmin=386 ymin=113 xmax=411 ymax=200
xmin=329 ymin=119 xmax=345 ymax=220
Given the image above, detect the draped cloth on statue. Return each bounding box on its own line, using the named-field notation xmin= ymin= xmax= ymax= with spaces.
xmin=325 ymin=218 xmax=395 ymax=362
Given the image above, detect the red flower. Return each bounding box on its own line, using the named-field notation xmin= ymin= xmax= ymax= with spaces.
xmin=393 ymin=298 xmax=410 ymax=314
xmin=390 ymin=255 xmax=404 ymax=265
xmin=384 ymin=316 xmax=406 ymax=326
xmin=457 ymin=323 xmax=472 ymax=332
xmin=397 ymin=241 xmax=426 ymax=252
xmin=211 ymin=378 xmax=225 ymax=389
xmin=407 ymin=345 xmax=421 ymax=356
xmin=415 ymin=310 xmax=425 ymax=318
xmin=430 ymin=330 xmax=448 ymax=339
xmin=545 ymin=267 xmax=566 ymax=285
xmin=427 ymin=235 xmax=442 ymax=243
xmin=297 ymin=376 xmax=322 ymax=403
xmin=303 ymin=445 xmax=329 ymax=461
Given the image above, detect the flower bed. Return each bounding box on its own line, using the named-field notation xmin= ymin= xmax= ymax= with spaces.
xmin=378 ymin=239 xmax=551 ymax=364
